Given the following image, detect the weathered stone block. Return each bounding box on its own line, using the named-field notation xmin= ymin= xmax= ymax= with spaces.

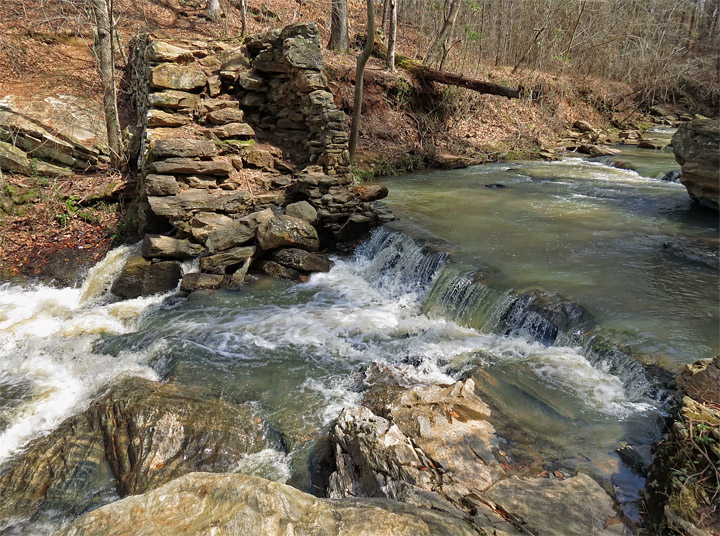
xmin=219 ymin=46 xmax=250 ymax=71
xmin=244 ymin=149 xmax=275 ymax=169
xmin=151 ymin=64 xmax=207 ymax=91
xmin=212 ymin=123 xmax=256 ymax=139
xmin=147 ymin=110 xmax=192 ymax=128
xmin=152 ymin=158 xmax=233 ymax=176
xmin=207 ymin=108 xmax=245 ymax=125
xmin=150 ymin=41 xmax=194 ymax=62
xmin=152 ymin=139 xmax=217 ymax=158
xmin=200 ymin=245 xmax=256 ymax=273
xmin=236 ymin=70 xmax=265 ymax=90
xmin=257 ymin=215 xmax=319 ymax=251
xmin=271 ymin=248 xmax=330 ymax=273
xmin=285 ymin=200 xmax=317 ymax=222
xmin=148 ymin=90 xmax=201 ymax=109
xmin=148 ymin=189 xmax=252 ymax=218
xmin=257 ymin=260 xmax=306 ymax=282
xmin=144 ymin=174 xmax=181 ymax=196
xmin=195 ymin=99 xmax=240 ymax=115
xmin=190 ymin=212 xmax=232 ymax=243
xmin=180 ymin=272 xmax=224 ymax=292
xmin=142 ymin=234 xmax=206 ymax=259
xmin=205 ymin=220 xmax=256 ymax=253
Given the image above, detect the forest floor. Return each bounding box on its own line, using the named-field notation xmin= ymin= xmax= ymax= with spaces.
xmin=0 ymin=0 xmax=641 ymax=282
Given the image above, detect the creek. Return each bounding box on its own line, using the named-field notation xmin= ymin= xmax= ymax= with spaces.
xmin=1 ymin=142 xmax=717 ymax=532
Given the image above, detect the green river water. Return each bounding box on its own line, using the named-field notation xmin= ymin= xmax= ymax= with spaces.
xmin=0 ymin=140 xmax=717 ymax=532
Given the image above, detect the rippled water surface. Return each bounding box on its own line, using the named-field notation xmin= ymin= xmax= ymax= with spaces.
xmin=0 ymin=147 xmax=717 ymax=532
xmin=382 ymin=156 xmax=719 ymax=364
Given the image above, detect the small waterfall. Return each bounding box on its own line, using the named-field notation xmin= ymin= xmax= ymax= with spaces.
xmin=356 ymin=228 xmax=450 ymax=297
xmin=357 ymin=227 xmax=664 ymax=406
xmin=423 ymin=268 xmax=505 ymax=329
xmin=79 ymin=244 xmax=139 ymax=305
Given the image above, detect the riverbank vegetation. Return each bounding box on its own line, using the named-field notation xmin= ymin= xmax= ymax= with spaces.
xmin=0 ymin=0 xmax=716 ymax=272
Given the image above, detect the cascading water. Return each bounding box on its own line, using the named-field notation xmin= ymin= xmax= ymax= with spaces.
xmin=0 ymin=151 xmax=715 ymax=532
xmin=0 ymin=245 xmax=165 ymax=465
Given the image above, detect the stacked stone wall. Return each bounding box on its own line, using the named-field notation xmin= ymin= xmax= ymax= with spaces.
xmin=118 ymin=22 xmax=392 ymax=296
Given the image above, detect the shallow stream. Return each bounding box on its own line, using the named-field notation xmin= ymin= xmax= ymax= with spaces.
xmin=1 ymin=142 xmax=717 ymax=532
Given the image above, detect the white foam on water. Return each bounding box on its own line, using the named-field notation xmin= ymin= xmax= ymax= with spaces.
xmin=167 ymin=252 xmax=657 ymax=422
xmin=301 ymin=376 xmax=361 ymax=425
xmin=236 ymin=448 xmax=292 ymax=484
xmin=538 ymin=157 xmax=665 ymax=186
xmin=0 ymin=246 xmax=166 ymax=464
xmin=472 ymin=334 xmax=656 ymax=417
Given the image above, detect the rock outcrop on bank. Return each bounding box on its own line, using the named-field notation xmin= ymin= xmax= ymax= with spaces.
xmin=111 ymin=22 xmax=392 ymax=297
xmin=0 ymin=94 xmax=109 ymax=177
xmin=672 ymin=119 xmax=720 ymax=211
xmin=328 ymin=374 xmax=631 ymax=536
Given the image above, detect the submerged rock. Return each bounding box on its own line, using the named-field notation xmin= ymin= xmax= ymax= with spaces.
xmin=0 ymin=378 xmax=266 ymax=526
xmin=662 ymin=241 xmax=719 ymax=270
xmin=484 ymin=474 xmax=631 ymax=536
xmin=55 ymin=473 xmax=481 ymax=536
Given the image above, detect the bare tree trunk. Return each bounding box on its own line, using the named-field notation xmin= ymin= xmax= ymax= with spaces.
xmin=240 ymin=0 xmax=248 ymax=37
xmin=91 ymin=0 xmax=123 ymax=168
xmin=205 ymin=0 xmax=222 ymax=21
xmin=348 ymin=0 xmax=375 ymax=162
xmin=424 ymin=0 xmax=460 ymax=66
xmin=382 ymin=0 xmax=391 ymax=36
xmin=386 ymin=0 xmax=397 ymax=72
xmin=328 ymin=0 xmax=349 ymax=52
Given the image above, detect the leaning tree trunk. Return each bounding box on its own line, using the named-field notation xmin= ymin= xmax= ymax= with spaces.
xmin=91 ymin=0 xmax=123 ymax=168
xmin=386 ymin=0 xmax=397 ymax=72
xmin=372 ymin=36 xmax=520 ymax=99
xmin=348 ymin=0 xmax=375 ymax=161
xmin=205 ymin=0 xmax=222 ymax=21
xmin=424 ymin=0 xmax=461 ymax=67
xmin=328 ymin=0 xmax=349 ymax=52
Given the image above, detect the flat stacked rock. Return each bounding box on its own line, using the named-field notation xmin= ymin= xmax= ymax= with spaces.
xmin=114 ymin=23 xmax=394 ymax=297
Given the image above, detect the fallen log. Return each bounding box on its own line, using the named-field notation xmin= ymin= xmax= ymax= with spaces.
xmin=371 ymin=35 xmax=519 ymax=99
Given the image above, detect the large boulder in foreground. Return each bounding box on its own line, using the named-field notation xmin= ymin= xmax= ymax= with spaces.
xmin=328 ymin=379 xmax=503 ymax=506
xmin=672 ymin=119 xmax=720 ymax=211
xmin=0 ymin=378 xmax=266 ymax=525
xmin=484 ymin=474 xmax=631 ymax=536
xmin=56 ymin=473 xmax=481 ymax=536
xmin=329 ymin=376 xmax=631 ymax=536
